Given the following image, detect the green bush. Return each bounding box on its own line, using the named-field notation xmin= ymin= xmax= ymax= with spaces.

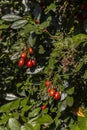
xmin=0 ymin=0 xmax=87 ymax=129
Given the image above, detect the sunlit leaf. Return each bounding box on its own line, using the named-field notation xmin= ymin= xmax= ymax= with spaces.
xmin=2 ymin=14 xmax=22 ymax=21
xmin=8 ymin=118 xmax=21 ymax=130
xmin=11 ymin=20 xmax=28 ymax=29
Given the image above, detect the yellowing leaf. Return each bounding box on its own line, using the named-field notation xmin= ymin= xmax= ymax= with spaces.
xmin=71 ymin=107 xmax=85 ymax=117
xmin=77 ymin=107 xmax=85 ymax=117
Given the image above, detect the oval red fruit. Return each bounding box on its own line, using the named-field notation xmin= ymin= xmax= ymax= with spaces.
xmin=47 ymin=87 xmax=51 ymax=92
xmin=21 ymin=52 xmax=27 ymax=59
xmin=45 ymin=80 xmax=51 ymax=87
xmin=41 ymin=105 xmax=47 ymax=109
xmin=41 ymin=5 xmax=45 ymax=11
xmin=18 ymin=58 xmax=25 ymax=67
xmin=49 ymin=89 xmax=56 ymax=97
xmin=28 ymin=47 xmax=34 ymax=55
xmin=35 ymin=19 xmax=40 ymax=24
xmin=32 ymin=59 xmax=36 ymax=66
xmin=26 ymin=60 xmax=33 ymax=68
xmin=54 ymin=91 xmax=61 ymax=100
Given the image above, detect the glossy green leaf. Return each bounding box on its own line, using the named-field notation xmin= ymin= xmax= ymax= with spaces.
xmin=78 ymin=117 xmax=87 ymax=130
xmin=37 ymin=114 xmax=53 ymax=125
xmin=39 ymin=20 xmax=51 ymax=29
xmin=0 ymin=102 xmax=12 ymax=113
xmin=73 ymin=34 xmax=87 ymax=48
xmin=75 ymin=62 xmax=83 ymax=72
xmin=58 ymin=100 xmax=67 ymax=112
xmin=46 ymin=3 xmax=56 ymax=12
xmin=10 ymin=99 xmax=20 ymax=110
xmin=67 ymin=87 xmax=74 ymax=95
xmin=8 ymin=118 xmax=21 ymax=130
xmin=38 ymin=45 xmax=45 ymax=54
xmin=34 ymin=124 xmax=40 ymax=130
xmin=21 ymin=123 xmax=34 ymax=130
xmin=70 ymin=125 xmax=80 ymax=130
xmin=2 ymin=14 xmax=22 ymax=21
xmin=0 ymin=114 xmax=9 ymax=125
xmin=0 ymin=24 xmax=9 ymax=29
xmin=23 ymin=24 xmax=36 ymax=34
xmin=28 ymin=107 xmax=41 ymax=118
xmin=66 ymin=96 xmax=74 ymax=107
xmin=11 ymin=20 xmax=28 ymax=29
xmin=83 ymin=70 xmax=87 ymax=79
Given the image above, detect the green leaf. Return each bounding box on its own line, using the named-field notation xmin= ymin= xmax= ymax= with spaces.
xmin=78 ymin=117 xmax=87 ymax=130
xmin=37 ymin=114 xmax=53 ymax=125
xmin=72 ymin=34 xmax=87 ymax=48
xmin=0 ymin=24 xmax=9 ymax=29
xmin=34 ymin=124 xmax=40 ymax=130
xmin=58 ymin=100 xmax=67 ymax=112
xmin=21 ymin=105 xmax=30 ymax=113
xmin=10 ymin=99 xmax=20 ymax=110
xmin=64 ymin=37 xmax=73 ymax=46
xmin=28 ymin=107 xmax=41 ymax=118
xmin=0 ymin=127 xmax=6 ymax=130
xmin=0 ymin=102 xmax=12 ymax=113
xmin=83 ymin=70 xmax=87 ymax=79
xmin=28 ymin=32 xmax=37 ymax=47
xmin=67 ymin=87 xmax=74 ymax=95
xmin=70 ymin=125 xmax=80 ymax=130
xmin=11 ymin=20 xmax=28 ymax=29
xmin=2 ymin=14 xmax=22 ymax=22
xmin=83 ymin=19 xmax=87 ymax=33
xmin=23 ymin=24 xmax=36 ymax=34
xmin=66 ymin=96 xmax=74 ymax=107
xmin=8 ymin=118 xmax=21 ymax=130
xmin=0 ymin=114 xmax=9 ymax=125
xmin=20 ymin=98 xmax=28 ymax=107
xmin=0 ymin=20 xmax=4 ymax=24
xmin=38 ymin=45 xmax=45 ymax=54
xmin=21 ymin=123 xmax=34 ymax=130
xmin=48 ymin=58 xmax=56 ymax=69
xmin=46 ymin=3 xmax=56 ymax=12
xmin=54 ymin=116 xmax=61 ymax=128
xmin=39 ymin=20 xmax=51 ymax=29
xmin=75 ymin=61 xmax=83 ymax=72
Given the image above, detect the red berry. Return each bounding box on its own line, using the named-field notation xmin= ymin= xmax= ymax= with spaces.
xmin=49 ymin=89 xmax=56 ymax=97
xmin=41 ymin=28 xmax=46 ymax=32
xmin=81 ymin=4 xmax=87 ymax=10
xmin=41 ymin=5 xmax=45 ymax=11
xmin=32 ymin=59 xmax=36 ymax=66
xmin=18 ymin=58 xmax=25 ymax=67
xmin=47 ymin=87 xmax=51 ymax=92
xmin=21 ymin=52 xmax=27 ymax=59
xmin=28 ymin=48 xmax=34 ymax=55
xmin=45 ymin=80 xmax=51 ymax=87
xmin=35 ymin=19 xmax=40 ymax=24
xmin=23 ymin=47 xmax=27 ymax=51
xmin=41 ymin=105 xmax=47 ymax=109
xmin=54 ymin=91 xmax=61 ymax=100
xmin=26 ymin=60 xmax=33 ymax=68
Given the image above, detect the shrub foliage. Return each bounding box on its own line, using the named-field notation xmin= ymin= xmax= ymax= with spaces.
xmin=0 ymin=0 xmax=87 ymax=129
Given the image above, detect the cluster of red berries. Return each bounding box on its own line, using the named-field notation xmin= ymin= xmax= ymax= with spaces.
xmin=41 ymin=80 xmax=61 ymax=110
xmin=18 ymin=47 xmax=36 ymax=68
xmin=45 ymin=80 xmax=61 ymax=100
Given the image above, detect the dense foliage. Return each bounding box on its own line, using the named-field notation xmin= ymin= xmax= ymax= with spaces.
xmin=0 ymin=0 xmax=87 ymax=129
